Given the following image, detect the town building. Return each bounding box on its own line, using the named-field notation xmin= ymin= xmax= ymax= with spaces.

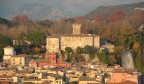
xmin=0 ymin=68 xmax=16 ymax=76
xmin=107 ymin=68 xmax=141 ymax=84
xmin=46 ymin=23 xmax=100 ymax=52
xmin=3 ymin=46 xmax=15 ymax=64
xmin=13 ymin=40 xmax=32 ymax=45
xmin=13 ymin=40 xmax=23 ymax=45
xmin=29 ymin=52 xmax=71 ymax=68
xmin=10 ymin=54 xmax=32 ymax=66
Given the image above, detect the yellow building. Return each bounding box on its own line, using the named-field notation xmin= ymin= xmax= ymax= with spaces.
xmin=10 ymin=54 xmax=31 ymax=66
xmin=46 ymin=23 xmax=100 ymax=52
xmin=0 ymin=68 xmax=15 ymax=76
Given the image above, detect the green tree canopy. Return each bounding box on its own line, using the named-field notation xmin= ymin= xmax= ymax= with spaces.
xmin=27 ymin=31 xmax=46 ymax=46
xmin=83 ymin=45 xmax=97 ymax=54
xmin=0 ymin=34 xmax=12 ymax=46
xmin=65 ymin=47 xmax=73 ymax=54
xmin=0 ymin=34 xmax=12 ymax=57
xmin=76 ymin=47 xmax=83 ymax=54
xmin=98 ymin=49 xmax=109 ymax=64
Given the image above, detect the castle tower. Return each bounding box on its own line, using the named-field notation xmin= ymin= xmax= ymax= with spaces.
xmin=72 ymin=23 xmax=81 ymax=35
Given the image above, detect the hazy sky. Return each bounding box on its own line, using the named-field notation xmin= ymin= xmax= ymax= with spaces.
xmin=0 ymin=0 xmax=142 ymax=9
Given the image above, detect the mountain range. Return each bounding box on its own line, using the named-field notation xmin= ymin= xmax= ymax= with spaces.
xmin=9 ymin=3 xmax=66 ymax=20
xmin=0 ymin=0 xmax=143 ymax=20
xmin=85 ymin=2 xmax=144 ymax=19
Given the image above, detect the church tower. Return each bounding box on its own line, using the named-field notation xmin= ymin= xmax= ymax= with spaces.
xmin=72 ymin=23 xmax=81 ymax=35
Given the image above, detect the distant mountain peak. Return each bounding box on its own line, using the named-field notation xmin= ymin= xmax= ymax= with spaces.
xmin=9 ymin=3 xmax=66 ymax=20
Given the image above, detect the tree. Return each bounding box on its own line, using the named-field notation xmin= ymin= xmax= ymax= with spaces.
xmin=76 ymin=47 xmax=83 ymax=54
xmin=108 ymin=10 xmax=126 ymax=22
xmin=0 ymin=34 xmax=12 ymax=58
xmin=65 ymin=47 xmax=73 ymax=54
xmin=108 ymin=54 xmax=117 ymax=65
xmin=27 ymin=31 xmax=46 ymax=46
xmin=97 ymin=49 xmax=109 ymax=64
xmin=94 ymin=15 xmax=104 ymax=24
xmin=14 ymin=45 xmax=22 ymax=55
xmin=133 ymin=41 xmax=141 ymax=55
xmin=11 ymin=15 xmax=30 ymax=23
xmin=83 ymin=45 xmax=97 ymax=54
xmin=82 ymin=45 xmax=97 ymax=59
xmin=132 ymin=41 xmax=142 ymax=72
xmin=34 ymin=47 xmax=40 ymax=54
xmin=0 ymin=34 xmax=12 ymax=46
xmin=89 ymin=53 xmax=95 ymax=59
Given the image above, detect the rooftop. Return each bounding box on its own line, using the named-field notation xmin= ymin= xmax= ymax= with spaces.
xmin=0 ymin=68 xmax=16 ymax=71
xmin=79 ymin=76 xmax=100 ymax=82
xmin=48 ymin=34 xmax=99 ymax=38
xmin=16 ymin=70 xmax=32 ymax=74
xmin=34 ymin=59 xmax=51 ymax=63
xmin=4 ymin=46 xmax=13 ymax=49
xmin=113 ymin=69 xmax=137 ymax=73
xmin=11 ymin=54 xmax=31 ymax=58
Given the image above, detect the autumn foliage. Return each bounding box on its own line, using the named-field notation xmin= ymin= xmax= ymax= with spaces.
xmin=11 ymin=15 xmax=30 ymax=23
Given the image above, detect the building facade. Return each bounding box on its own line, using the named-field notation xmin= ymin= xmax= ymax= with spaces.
xmin=46 ymin=23 xmax=100 ymax=52
xmin=29 ymin=52 xmax=71 ymax=68
xmin=3 ymin=46 xmax=15 ymax=64
xmin=107 ymin=68 xmax=140 ymax=84
xmin=101 ymin=43 xmax=115 ymax=53
xmin=10 ymin=54 xmax=31 ymax=66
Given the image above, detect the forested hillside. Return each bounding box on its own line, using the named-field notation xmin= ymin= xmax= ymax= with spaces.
xmin=85 ymin=2 xmax=144 ymax=19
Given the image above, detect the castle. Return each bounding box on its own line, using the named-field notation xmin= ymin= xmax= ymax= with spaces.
xmin=46 ymin=23 xmax=100 ymax=52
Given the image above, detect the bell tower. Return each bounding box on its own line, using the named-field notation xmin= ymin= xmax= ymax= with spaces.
xmin=72 ymin=23 xmax=81 ymax=35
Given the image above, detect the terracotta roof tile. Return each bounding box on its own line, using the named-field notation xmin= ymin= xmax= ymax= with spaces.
xmin=113 ymin=69 xmax=137 ymax=73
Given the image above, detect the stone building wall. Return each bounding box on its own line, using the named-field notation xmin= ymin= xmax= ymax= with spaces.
xmin=46 ymin=23 xmax=100 ymax=52
xmin=60 ymin=35 xmax=93 ymax=51
xmin=46 ymin=37 xmax=60 ymax=52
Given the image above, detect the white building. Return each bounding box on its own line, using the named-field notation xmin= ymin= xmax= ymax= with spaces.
xmin=3 ymin=46 xmax=15 ymax=63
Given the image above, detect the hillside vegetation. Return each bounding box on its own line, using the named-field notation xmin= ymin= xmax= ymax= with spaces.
xmin=85 ymin=2 xmax=144 ymax=19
